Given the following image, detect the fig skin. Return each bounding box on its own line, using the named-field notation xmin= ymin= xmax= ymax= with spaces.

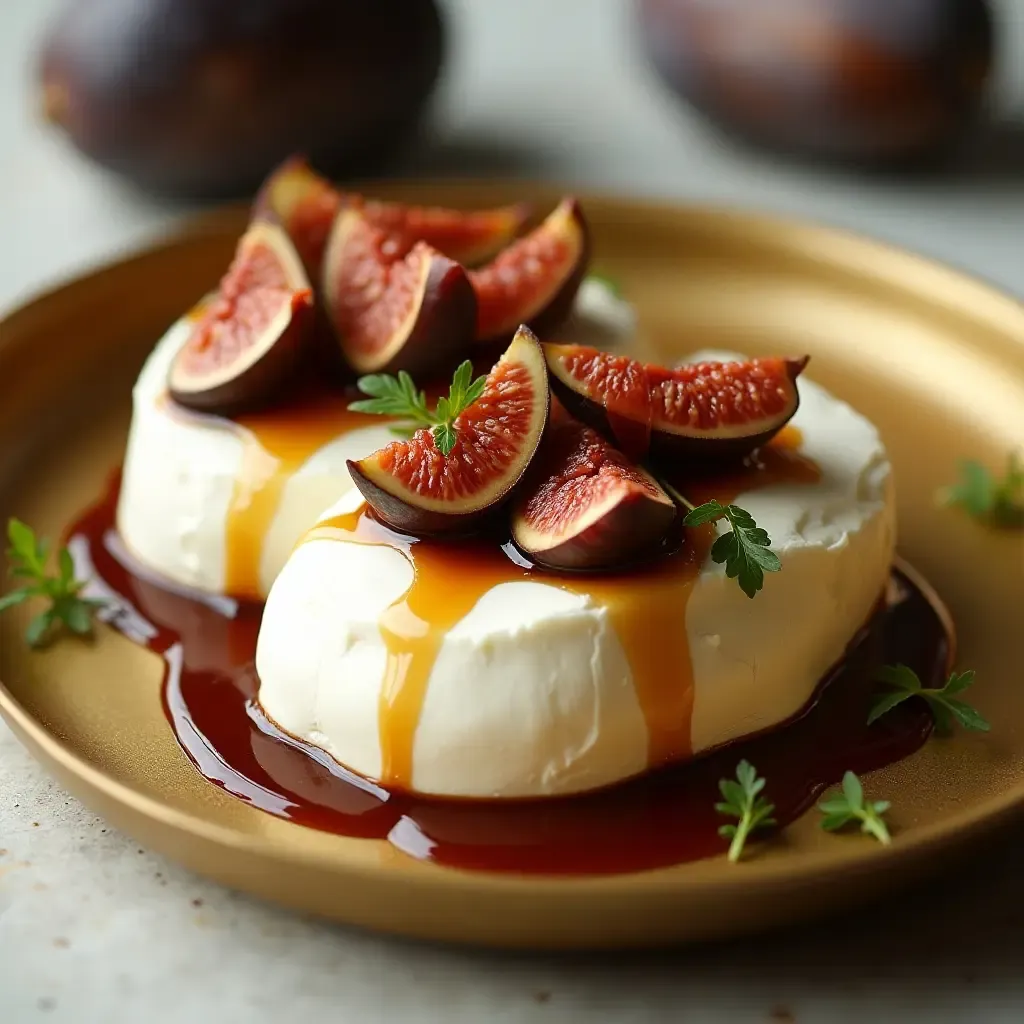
xmin=169 ymin=221 xmax=314 ymax=414
xmin=511 ymin=417 xmax=677 ymax=571
xmin=322 ymin=208 xmax=478 ymax=378
xmin=635 ymin=0 xmax=994 ymax=167
xmin=348 ymin=326 xmax=551 ymax=536
xmin=545 ymin=345 xmax=809 ymax=465
xmin=471 ymin=199 xmax=591 ymax=344
xmin=39 ymin=0 xmax=444 ymax=199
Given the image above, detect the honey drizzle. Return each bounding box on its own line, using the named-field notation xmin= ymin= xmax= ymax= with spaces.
xmin=165 ymin=389 xmax=382 ymax=601
xmin=311 ymin=423 xmax=819 ymax=790
xmin=226 ymin=394 xmax=383 ymax=599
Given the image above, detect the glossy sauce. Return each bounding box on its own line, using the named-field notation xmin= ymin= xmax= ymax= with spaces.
xmin=69 ymin=464 xmax=948 ymax=876
xmin=164 ymin=387 xmax=383 ymax=600
xmin=226 ymin=392 xmax=379 ymax=599
xmin=309 ymin=426 xmax=818 ymax=789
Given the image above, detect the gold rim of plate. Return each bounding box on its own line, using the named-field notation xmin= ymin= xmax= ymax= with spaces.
xmin=1 ymin=184 xmax=1022 ymax=949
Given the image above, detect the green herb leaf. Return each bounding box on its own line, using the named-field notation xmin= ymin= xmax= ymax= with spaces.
xmin=939 ymin=453 xmax=1024 ymax=528
xmin=1 ymin=519 xmax=104 ymax=648
xmin=584 ymin=272 xmax=623 ymax=298
xmin=348 ymin=370 xmax=430 ymax=421
xmin=683 ymin=501 xmax=782 ymax=598
xmin=817 ymin=771 xmax=892 ymax=845
xmin=432 ymin=422 xmax=458 ymax=458
xmin=352 ymin=361 xmax=488 ymax=456
xmin=868 ymin=664 xmax=989 ymax=736
xmin=25 ymin=611 xmax=55 ymax=648
xmin=715 ymin=759 xmax=776 ymax=863
xmin=0 ymin=587 xmax=36 ymax=613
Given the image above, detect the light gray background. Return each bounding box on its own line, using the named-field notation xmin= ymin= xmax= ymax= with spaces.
xmin=1 ymin=1 xmax=1023 ymax=1021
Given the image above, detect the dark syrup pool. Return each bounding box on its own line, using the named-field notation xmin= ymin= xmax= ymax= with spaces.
xmin=69 ymin=475 xmax=948 ymax=875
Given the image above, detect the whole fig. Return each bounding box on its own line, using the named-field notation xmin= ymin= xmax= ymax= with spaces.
xmin=636 ymin=0 xmax=994 ymax=165
xmin=40 ymin=0 xmax=444 ymax=198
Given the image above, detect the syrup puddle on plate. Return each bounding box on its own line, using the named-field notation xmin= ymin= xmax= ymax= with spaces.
xmin=69 ymin=461 xmax=950 ymax=876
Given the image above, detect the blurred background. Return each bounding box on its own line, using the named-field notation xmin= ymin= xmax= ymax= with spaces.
xmin=1 ymin=0 xmax=1023 ymax=313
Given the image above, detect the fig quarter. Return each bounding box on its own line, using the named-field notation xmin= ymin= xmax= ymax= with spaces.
xmin=168 ymin=220 xmax=314 ymax=414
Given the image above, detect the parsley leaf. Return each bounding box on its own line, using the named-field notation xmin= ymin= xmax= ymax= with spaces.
xmin=584 ymin=272 xmax=623 ymax=298
xmin=349 ymin=360 xmax=488 ymax=457
xmin=940 ymin=453 xmax=1023 ymax=528
xmin=683 ymin=500 xmax=781 ymax=598
xmin=1 ymin=518 xmax=105 ymax=648
xmin=715 ymin=760 xmax=776 ymax=863
xmin=818 ymin=771 xmax=892 ymax=845
xmin=868 ymin=664 xmax=989 ymax=736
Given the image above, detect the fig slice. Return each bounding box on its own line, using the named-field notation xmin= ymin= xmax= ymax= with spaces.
xmin=544 ymin=344 xmax=809 ymax=463
xmin=511 ymin=415 xmax=677 ymax=570
xmin=256 ymin=156 xmax=530 ymax=279
xmin=322 ymin=206 xmax=477 ymax=376
xmin=470 ymin=198 xmax=590 ymax=343
xmin=253 ymin=156 xmax=342 ymax=282
xmin=359 ymin=196 xmax=531 ymax=268
xmin=168 ymin=220 xmax=313 ymax=414
xmin=347 ymin=325 xmax=550 ymax=535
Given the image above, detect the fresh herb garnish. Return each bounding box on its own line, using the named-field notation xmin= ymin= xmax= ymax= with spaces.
xmin=818 ymin=771 xmax=892 ymax=846
xmin=939 ymin=453 xmax=1023 ymax=528
xmin=584 ymin=272 xmax=623 ymax=298
xmin=350 ymin=361 xmax=487 ymax=457
xmin=868 ymin=664 xmax=989 ymax=736
xmin=715 ymin=760 xmax=776 ymax=863
xmin=682 ymin=499 xmax=781 ymax=598
xmin=0 ymin=518 xmax=104 ymax=647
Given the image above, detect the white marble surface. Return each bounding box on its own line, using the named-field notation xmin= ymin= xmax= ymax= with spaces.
xmin=1 ymin=1 xmax=1023 ymax=1020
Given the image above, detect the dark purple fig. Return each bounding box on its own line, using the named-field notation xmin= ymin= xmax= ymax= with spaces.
xmin=470 ymin=199 xmax=590 ymax=343
xmin=256 ymin=157 xmax=531 ymax=283
xmin=636 ymin=0 xmax=994 ymax=166
xmin=348 ymin=327 xmax=550 ymax=535
xmin=544 ymin=344 xmax=808 ymax=464
xmin=511 ymin=416 xmax=676 ymax=570
xmin=321 ymin=207 xmax=477 ymax=377
xmin=169 ymin=220 xmax=313 ymax=413
xmin=39 ymin=0 xmax=445 ymax=198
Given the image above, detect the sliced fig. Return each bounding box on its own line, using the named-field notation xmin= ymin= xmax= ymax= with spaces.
xmin=545 ymin=345 xmax=809 ymax=463
xmin=511 ymin=416 xmax=676 ymax=570
xmin=360 ymin=196 xmax=530 ymax=268
xmin=168 ymin=221 xmax=313 ymax=413
xmin=470 ymin=199 xmax=590 ymax=343
xmin=257 ymin=156 xmax=529 ymax=279
xmin=348 ymin=326 xmax=550 ymax=535
xmin=254 ymin=156 xmax=341 ymax=282
xmin=322 ymin=207 xmax=477 ymax=376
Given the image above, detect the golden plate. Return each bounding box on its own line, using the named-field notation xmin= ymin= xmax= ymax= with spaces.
xmin=0 ymin=185 xmax=1022 ymax=949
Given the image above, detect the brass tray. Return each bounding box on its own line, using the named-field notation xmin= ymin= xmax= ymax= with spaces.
xmin=1 ymin=184 xmax=1022 ymax=949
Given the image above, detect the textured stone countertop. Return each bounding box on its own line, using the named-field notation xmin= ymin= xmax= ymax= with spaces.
xmin=1 ymin=1 xmax=1023 ymax=1021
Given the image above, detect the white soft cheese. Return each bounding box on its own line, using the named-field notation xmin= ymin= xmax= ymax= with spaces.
xmin=117 ymin=283 xmax=637 ymax=598
xmin=256 ymin=370 xmax=895 ymax=798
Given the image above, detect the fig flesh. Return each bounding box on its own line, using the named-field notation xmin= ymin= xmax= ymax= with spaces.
xmin=257 ymin=157 xmax=530 ymax=281
xmin=254 ymin=157 xmax=342 ymax=282
xmin=322 ymin=207 xmax=477 ymax=376
xmin=360 ymin=196 xmax=530 ymax=269
xmin=168 ymin=220 xmax=313 ymax=413
xmin=511 ymin=417 xmax=676 ymax=570
xmin=470 ymin=199 xmax=590 ymax=343
xmin=545 ymin=345 xmax=809 ymax=463
xmin=348 ymin=326 xmax=550 ymax=535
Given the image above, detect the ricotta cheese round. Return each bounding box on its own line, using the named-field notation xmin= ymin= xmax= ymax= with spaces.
xmin=116 ymin=279 xmax=636 ymax=599
xmin=255 ymin=370 xmax=895 ymax=799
